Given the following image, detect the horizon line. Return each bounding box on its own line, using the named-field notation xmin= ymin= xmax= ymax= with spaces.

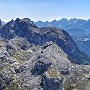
xmin=1 ymin=17 xmax=90 ymax=22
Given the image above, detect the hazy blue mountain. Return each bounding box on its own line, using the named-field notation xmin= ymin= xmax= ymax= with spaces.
xmin=66 ymin=28 xmax=87 ymax=37
xmin=35 ymin=18 xmax=90 ymax=56
xmin=35 ymin=18 xmax=90 ymax=32
xmin=2 ymin=21 xmax=6 ymax=25
xmin=74 ymin=33 xmax=90 ymax=56
xmin=0 ymin=19 xmax=6 ymax=28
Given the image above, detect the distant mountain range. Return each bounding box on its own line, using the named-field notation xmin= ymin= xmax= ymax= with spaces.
xmin=1 ymin=18 xmax=90 ymax=56
xmin=35 ymin=18 xmax=90 ymax=32
xmin=35 ymin=18 xmax=90 ymax=56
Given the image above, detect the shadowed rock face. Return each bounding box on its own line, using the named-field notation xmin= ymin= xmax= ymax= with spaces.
xmin=0 ymin=19 xmax=2 ymax=27
xmin=35 ymin=19 xmax=90 ymax=58
xmin=0 ymin=18 xmax=90 ymax=64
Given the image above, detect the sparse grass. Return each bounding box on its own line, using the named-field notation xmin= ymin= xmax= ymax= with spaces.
xmin=17 ymin=47 xmax=25 ymax=55
xmin=13 ymin=54 xmax=23 ymax=64
xmin=5 ymin=81 xmax=23 ymax=90
xmin=66 ymin=85 xmax=75 ymax=90
xmin=47 ymin=68 xmax=60 ymax=77
xmin=12 ymin=46 xmax=27 ymax=64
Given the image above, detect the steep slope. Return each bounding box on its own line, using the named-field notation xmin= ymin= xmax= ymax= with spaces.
xmin=0 ymin=19 xmax=2 ymax=27
xmin=0 ymin=18 xmax=90 ymax=64
xmin=35 ymin=18 xmax=90 ymax=56
xmin=66 ymin=28 xmax=87 ymax=38
xmin=0 ymin=38 xmax=73 ymax=90
xmin=74 ymin=33 xmax=90 ymax=56
xmin=0 ymin=38 xmax=90 ymax=90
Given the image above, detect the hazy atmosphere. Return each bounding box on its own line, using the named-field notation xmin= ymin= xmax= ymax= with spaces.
xmin=0 ymin=0 xmax=90 ymax=21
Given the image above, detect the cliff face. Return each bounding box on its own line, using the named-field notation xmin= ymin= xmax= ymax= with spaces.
xmin=0 ymin=19 xmax=2 ymax=27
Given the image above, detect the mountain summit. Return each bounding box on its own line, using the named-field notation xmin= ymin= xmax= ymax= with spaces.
xmin=0 ymin=18 xmax=90 ymax=64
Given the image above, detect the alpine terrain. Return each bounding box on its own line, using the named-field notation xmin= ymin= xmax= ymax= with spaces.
xmin=35 ymin=18 xmax=90 ymax=56
xmin=0 ymin=18 xmax=90 ymax=90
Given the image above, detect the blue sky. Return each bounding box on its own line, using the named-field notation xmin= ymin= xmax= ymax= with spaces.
xmin=0 ymin=0 xmax=90 ymax=21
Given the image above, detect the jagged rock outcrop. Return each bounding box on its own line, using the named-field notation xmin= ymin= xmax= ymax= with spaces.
xmin=0 ymin=18 xmax=90 ymax=90
xmin=0 ymin=18 xmax=90 ymax=64
xmin=0 ymin=38 xmax=90 ymax=90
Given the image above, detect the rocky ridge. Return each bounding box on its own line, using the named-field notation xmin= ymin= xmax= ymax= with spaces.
xmin=0 ymin=38 xmax=90 ymax=90
xmin=0 ymin=18 xmax=90 ymax=64
xmin=35 ymin=18 xmax=90 ymax=57
xmin=0 ymin=18 xmax=90 ymax=90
